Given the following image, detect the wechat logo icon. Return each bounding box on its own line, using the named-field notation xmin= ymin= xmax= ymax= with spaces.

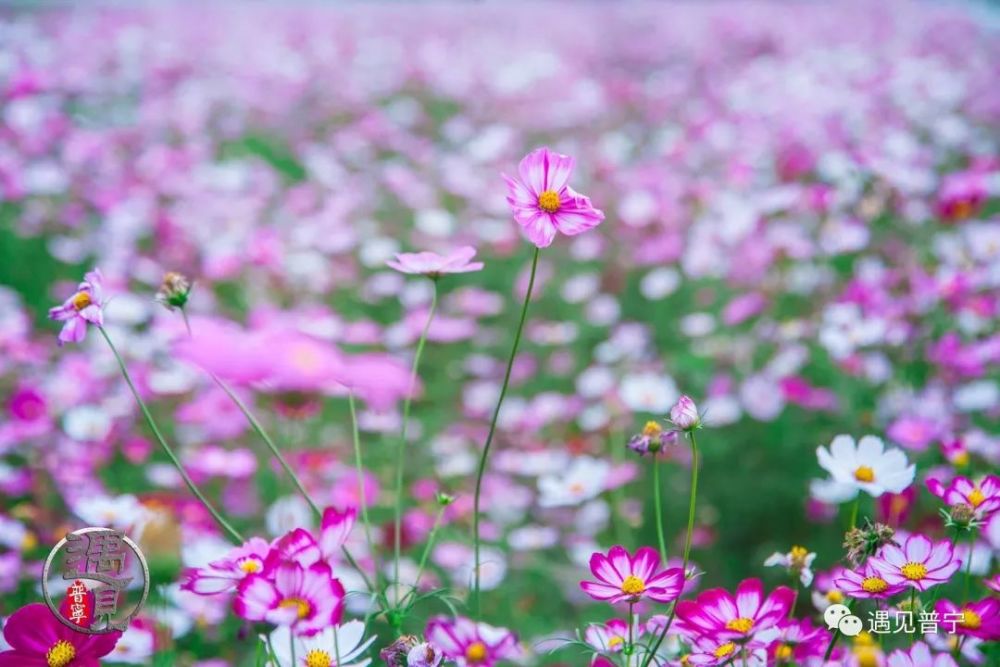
xmin=824 ymin=603 xmax=863 ymax=637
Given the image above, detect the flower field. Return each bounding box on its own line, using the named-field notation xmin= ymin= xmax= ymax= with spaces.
xmin=0 ymin=2 xmax=998 ymax=665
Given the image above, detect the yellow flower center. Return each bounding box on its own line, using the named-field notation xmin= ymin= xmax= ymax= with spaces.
xmin=642 ymin=421 xmax=663 ymax=438
xmin=608 ymin=635 xmax=624 ymax=649
xmin=861 ymin=576 xmax=889 ymax=594
xmin=960 ymin=609 xmax=982 ymax=630
xmin=305 ymin=650 xmax=332 ymax=667
xmin=714 ymin=642 xmax=736 ymax=658
xmin=853 ymin=466 xmax=875 ymax=483
xmin=826 ymin=590 xmax=844 ymax=604
xmin=775 ymin=644 xmax=794 ymax=660
xmin=239 ymin=559 xmax=262 ymax=574
xmin=537 ymin=190 xmax=561 ymax=213
xmin=900 ymin=562 xmax=927 ymax=581
xmin=790 ymin=545 xmax=809 ymax=568
xmin=855 ymin=646 xmax=880 ymax=667
xmin=278 ymin=596 xmax=311 ymax=619
xmin=968 ymin=487 xmax=985 ymax=508
xmin=46 ymin=640 xmax=76 ymax=667
xmin=465 ymin=641 xmax=488 ymax=663
xmin=953 ymin=451 xmax=969 ymax=466
xmin=621 ymin=575 xmax=646 ymax=596
xmin=725 ymin=617 xmax=754 ymax=634
xmin=71 ymin=291 xmax=92 ymax=311
xmin=21 ymin=531 xmax=38 ymax=551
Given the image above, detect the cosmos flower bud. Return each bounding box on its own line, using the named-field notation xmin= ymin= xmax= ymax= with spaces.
xmin=942 ymin=502 xmax=978 ymax=530
xmin=407 ymin=642 xmax=444 ymax=667
xmin=669 ymin=395 xmax=701 ymax=431
xmin=436 ymin=492 xmax=456 ymax=507
xmin=843 ymin=520 xmax=896 ymax=567
xmin=156 ymin=271 xmax=192 ymax=311
xmin=380 ymin=635 xmax=419 ymax=666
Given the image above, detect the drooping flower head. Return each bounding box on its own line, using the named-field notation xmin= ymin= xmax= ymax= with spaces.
xmin=386 ymin=246 xmax=484 ymax=277
xmin=156 ymin=271 xmax=192 ymax=311
xmin=48 ymin=269 xmax=105 ymax=346
xmin=813 ymin=435 xmax=915 ymax=501
xmin=675 ymin=578 xmax=796 ymax=642
xmin=424 ymin=616 xmax=518 ymax=667
xmin=627 ymin=421 xmax=677 ymax=456
xmin=0 ymin=602 xmax=121 ymax=666
xmin=580 ymin=545 xmax=684 ymax=605
xmin=934 ymin=597 xmax=1000 ymax=641
xmin=869 ymin=534 xmax=962 ymax=592
xmin=502 ymin=147 xmax=604 ymax=248
xmin=234 ymin=561 xmax=345 ymax=636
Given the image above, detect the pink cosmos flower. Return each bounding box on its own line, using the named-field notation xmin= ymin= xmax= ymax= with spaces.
xmin=935 ymin=598 xmax=1000 ymax=640
xmin=766 ymin=619 xmax=830 ymax=664
xmin=869 ymin=534 xmax=961 ymax=592
xmin=0 ymin=603 xmax=121 ymax=666
xmin=267 ymin=506 xmax=357 ymax=568
xmin=48 ymin=269 xmax=104 ymax=345
xmin=502 ymin=147 xmax=605 ymax=248
xmin=681 ymin=635 xmax=768 ymax=666
xmin=926 ymin=475 xmax=1000 ymax=520
xmin=669 ymin=395 xmax=700 ymax=431
xmin=833 ymin=562 xmax=906 ymax=599
xmin=387 ymin=246 xmax=484 ymax=277
xmin=180 ymin=536 xmax=272 ymax=595
xmin=580 ymin=545 xmax=684 ymax=605
xmin=674 ymin=578 xmax=795 ymax=642
xmin=424 ymin=616 xmax=518 ymax=667
xmin=885 ymin=641 xmax=958 ymax=667
xmin=234 ymin=560 xmax=345 ymax=636
xmin=584 ymin=618 xmax=638 ymax=655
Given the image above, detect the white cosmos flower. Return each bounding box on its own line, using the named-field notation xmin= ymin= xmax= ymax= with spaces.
xmin=763 ymin=546 xmax=817 ymax=587
xmin=268 ymin=620 xmax=374 ymax=667
xmin=812 ymin=435 xmax=915 ymax=502
xmin=537 ymin=456 xmax=609 ymax=508
xmin=618 ymin=372 xmax=678 ymax=413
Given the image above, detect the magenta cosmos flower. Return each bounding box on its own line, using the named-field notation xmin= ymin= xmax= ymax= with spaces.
xmin=869 ymin=534 xmax=961 ymax=592
xmin=48 ymin=269 xmax=104 ymax=346
xmin=234 ymin=561 xmax=345 ymax=636
xmin=386 ymin=246 xmax=484 ymax=277
xmin=833 ymin=562 xmax=906 ymax=599
xmin=935 ymin=598 xmax=1000 ymax=640
xmin=502 ymin=147 xmax=604 ymax=248
xmin=580 ymin=545 xmax=685 ymax=605
xmin=0 ymin=603 xmax=121 ymax=666
xmin=926 ymin=475 xmax=1000 ymax=520
xmin=424 ymin=616 xmax=518 ymax=667
xmin=675 ymin=578 xmax=795 ymax=642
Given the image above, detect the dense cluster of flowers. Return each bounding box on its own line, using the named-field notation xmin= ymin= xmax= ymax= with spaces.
xmin=0 ymin=1 xmax=998 ymax=666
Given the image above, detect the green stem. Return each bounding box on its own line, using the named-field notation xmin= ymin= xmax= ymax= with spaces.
xmin=348 ymin=392 xmax=380 ymax=591
xmin=848 ymin=497 xmax=860 ymax=530
xmin=471 ymin=246 xmax=540 ymax=619
xmin=627 ymin=602 xmax=635 ymax=656
xmin=962 ymin=530 xmax=975 ymax=602
xmin=98 ymin=327 xmax=243 ymax=543
xmin=641 ymin=431 xmax=700 ymax=667
xmin=394 ymin=281 xmax=438 ymax=601
xmin=404 ymin=505 xmax=447 ymax=607
xmin=652 ymin=458 xmax=667 ymax=561
xmin=822 ymin=597 xmax=853 ymax=661
xmin=181 ymin=309 xmax=376 ymax=595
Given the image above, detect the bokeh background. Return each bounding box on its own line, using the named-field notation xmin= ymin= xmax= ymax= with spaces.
xmin=1 ymin=1 xmax=998 ymax=664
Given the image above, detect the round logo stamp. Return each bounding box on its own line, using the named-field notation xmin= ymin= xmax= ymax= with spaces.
xmin=41 ymin=527 xmax=149 ymax=634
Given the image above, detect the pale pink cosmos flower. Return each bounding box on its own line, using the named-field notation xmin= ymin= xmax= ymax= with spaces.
xmin=502 ymin=147 xmax=605 ymax=248
xmin=886 ymin=641 xmax=958 ymax=667
xmin=869 ymin=534 xmax=962 ymax=592
xmin=386 ymin=246 xmax=484 ymax=277
xmin=48 ymin=269 xmax=104 ymax=345
xmin=580 ymin=545 xmax=684 ymax=605
xmin=180 ymin=537 xmax=272 ymax=596
xmin=670 ymin=395 xmax=701 ymax=431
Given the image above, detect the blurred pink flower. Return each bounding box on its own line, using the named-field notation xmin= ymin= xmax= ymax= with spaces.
xmin=48 ymin=269 xmax=104 ymax=345
xmin=387 ymin=246 xmax=484 ymax=277
xmin=502 ymin=147 xmax=604 ymax=248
